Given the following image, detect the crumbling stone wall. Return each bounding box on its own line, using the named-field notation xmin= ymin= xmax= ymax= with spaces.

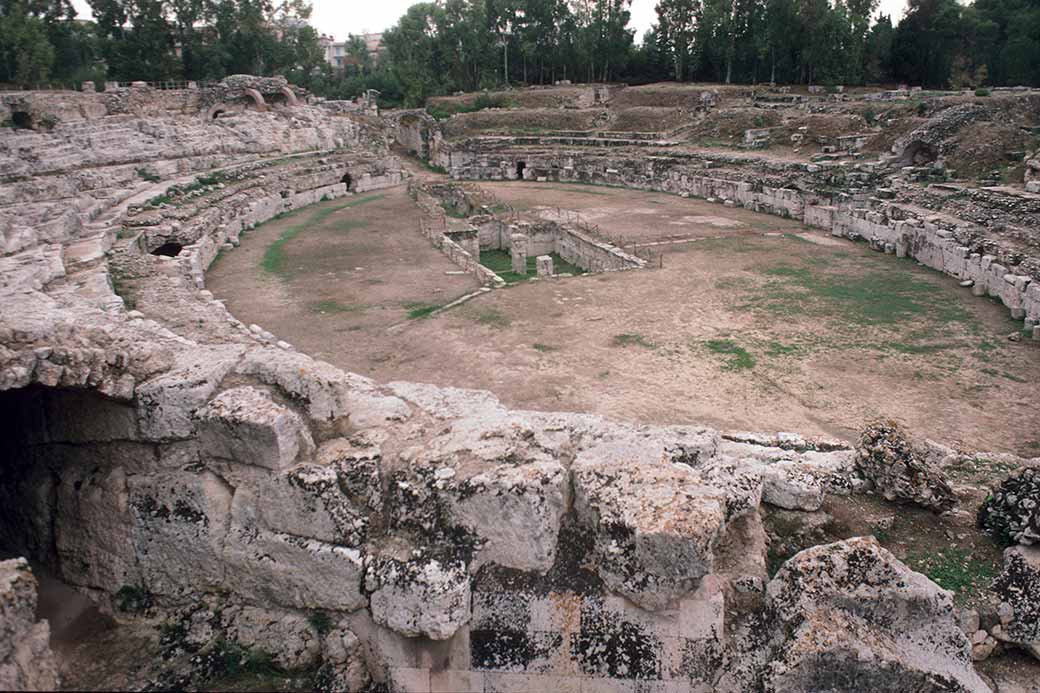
xmin=435 ymin=144 xmax=1040 ymax=330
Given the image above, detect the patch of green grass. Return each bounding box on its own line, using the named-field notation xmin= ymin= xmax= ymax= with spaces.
xmin=782 ymin=232 xmax=814 ymax=244
xmin=402 ymin=301 xmax=442 ymax=319
xmin=472 ymin=307 xmax=511 ymax=328
xmin=749 ymin=260 xmax=975 ymax=329
xmin=479 ymin=249 xmax=586 ymax=283
xmin=260 ymin=195 xmax=383 ymax=278
xmin=136 ymin=167 xmax=161 ymax=183
xmin=310 ymin=299 xmax=363 ymax=314
xmin=441 ymin=200 xmax=469 ymax=218
xmin=873 ymin=341 xmax=954 ymax=355
xmin=612 ymin=333 xmax=655 ymax=348
xmin=704 ymin=339 xmax=756 ymax=370
xmin=905 ymin=548 xmax=998 ymax=604
xmin=765 ymin=340 xmax=798 ymax=356
xmin=532 ymin=343 xmax=557 ymax=352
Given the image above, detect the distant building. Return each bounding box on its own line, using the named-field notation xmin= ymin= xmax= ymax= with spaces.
xmin=321 ymin=32 xmax=385 ymax=70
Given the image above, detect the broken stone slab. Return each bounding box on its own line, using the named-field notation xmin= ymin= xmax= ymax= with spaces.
xmin=571 ymin=447 xmax=735 ymax=611
xmin=756 ymin=537 xmax=988 ymax=692
xmin=991 ymin=545 xmax=1040 ymax=661
xmin=195 ymin=385 xmax=314 ymax=471
xmin=365 ymin=554 xmax=471 ymax=640
xmin=854 ymin=421 xmax=956 ymax=512
xmin=978 ymin=466 xmax=1040 ymax=546
xmin=447 ymin=460 xmax=568 ymax=572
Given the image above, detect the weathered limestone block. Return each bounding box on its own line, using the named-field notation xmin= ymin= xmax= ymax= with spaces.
xmin=224 ymin=491 xmax=367 ymax=612
xmin=978 ymin=466 xmax=1040 ymax=546
xmin=251 ymin=453 xmax=377 ymax=549
xmin=135 ymin=345 xmax=244 ymax=440
xmin=535 ymin=254 xmax=553 ymax=277
xmin=128 ymin=470 xmax=233 ymax=596
xmin=510 ymin=233 xmax=527 ymax=274
xmin=761 ymin=462 xmax=825 ymax=511
xmin=991 ymin=545 xmax=1040 ymax=660
xmin=572 ymin=450 xmax=731 ymax=611
xmin=225 ymin=605 xmax=322 ymax=669
xmin=0 ymin=560 xmax=59 ymax=692
xmin=236 ymin=348 xmax=410 ymax=427
xmin=317 ymin=622 xmax=371 ymax=692
xmin=854 ymin=421 xmax=956 ymax=512
xmin=756 ymin=537 xmax=987 ymax=692
xmin=365 ymin=555 xmax=471 ymax=640
xmin=54 ymin=464 xmax=139 ymax=591
xmin=195 ymin=385 xmax=314 ymax=470
xmin=447 ymin=460 xmax=569 ymax=572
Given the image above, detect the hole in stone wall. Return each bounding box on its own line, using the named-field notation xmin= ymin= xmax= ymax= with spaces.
xmin=11 ymin=111 xmax=31 ymax=129
xmin=341 ymin=173 xmax=353 ymax=190
xmin=900 ymin=140 xmax=937 ymax=166
xmin=516 ymin=161 xmax=527 ymax=180
xmin=211 ymin=109 xmax=225 ymax=120
xmin=0 ymin=385 xmax=138 ymax=659
xmin=151 ymin=242 xmax=183 ymax=257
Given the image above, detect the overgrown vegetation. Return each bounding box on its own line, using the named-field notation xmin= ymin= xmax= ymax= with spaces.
xmin=260 ymin=195 xmax=383 ymax=279
xmin=703 ymin=339 xmax=756 ymax=370
xmin=428 ymin=93 xmax=516 ymax=121
xmin=904 ymin=548 xmax=998 ymax=604
xmin=403 ymin=301 xmax=442 ymax=319
xmin=479 ymin=249 xmax=585 ymax=284
xmin=136 ymin=167 xmax=161 ymax=183
xmin=114 ymin=584 xmax=153 ymax=613
xmin=309 ymin=299 xmax=363 ymax=314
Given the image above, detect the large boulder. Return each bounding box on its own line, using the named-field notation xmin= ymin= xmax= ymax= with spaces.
xmin=745 ymin=537 xmax=988 ymax=692
xmin=978 ymin=466 xmax=1040 ymax=546
xmin=365 ymin=554 xmax=471 ymax=640
xmin=991 ymin=545 xmax=1040 ymax=660
xmin=854 ymin=421 xmax=956 ymax=512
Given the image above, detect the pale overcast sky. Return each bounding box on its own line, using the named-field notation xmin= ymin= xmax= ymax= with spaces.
xmin=72 ymin=0 xmax=910 ymax=43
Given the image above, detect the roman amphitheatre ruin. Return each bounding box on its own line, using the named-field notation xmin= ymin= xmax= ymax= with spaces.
xmin=1 ymin=75 xmax=1039 ymax=692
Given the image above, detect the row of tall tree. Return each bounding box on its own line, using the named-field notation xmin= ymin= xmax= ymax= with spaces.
xmin=2 ymin=0 xmax=1038 ymax=102
xmin=0 ymin=0 xmax=325 ymax=86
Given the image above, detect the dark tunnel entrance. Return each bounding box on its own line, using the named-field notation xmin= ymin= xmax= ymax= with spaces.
xmin=341 ymin=173 xmax=353 ymax=190
xmin=516 ymin=161 xmax=527 ymax=180
xmin=151 ymin=242 xmax=183 ymax=257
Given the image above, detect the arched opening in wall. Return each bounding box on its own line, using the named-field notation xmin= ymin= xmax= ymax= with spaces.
xmin=211 ymin=109 xmax=225 ymax=120
xmin=341 ymin=173 xmax=354 ymax=191
xmin=151 ymin=242 xmax=183 ymax=257
xmin=900 ymin=140 xmax=938 ymax=166
xmin=0 ymin=385 xmax=140 ymax=646
xmin=516 ymin=161 xmax=527 ymax=180
xmin=11 ymin=111 xmax=32 ymax=129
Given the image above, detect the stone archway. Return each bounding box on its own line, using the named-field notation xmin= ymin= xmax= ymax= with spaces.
xmin=205 ymin=104 xmax=229 ymax=121
xmin=279 ymin=86 xmax=299 ymax=107
xmin=243 ymin=88 xmax=267 ymax=113
xmin=899 ymin=140 xmax=938 ymax=166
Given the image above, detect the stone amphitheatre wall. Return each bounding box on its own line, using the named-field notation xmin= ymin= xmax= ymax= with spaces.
xmin=433 ymin=144 xmax=1040 ymax=335
xmin=0 ymin=83 xmax=1034 ymax=692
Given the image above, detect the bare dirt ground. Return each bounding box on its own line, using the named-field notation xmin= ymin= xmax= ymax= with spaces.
xmin=206 ymin=186 xmax=481 ymax=365
xmin=207 ymin=181 xmax=1039 ymax=456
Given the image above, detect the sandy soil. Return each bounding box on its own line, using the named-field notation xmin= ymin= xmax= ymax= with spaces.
xmin=208 ymin=181 xmax=1040 ymax=455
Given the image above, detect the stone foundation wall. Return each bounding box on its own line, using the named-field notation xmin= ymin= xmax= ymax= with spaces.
xmin=438 ymin=145 xmax=1040 ymax=328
